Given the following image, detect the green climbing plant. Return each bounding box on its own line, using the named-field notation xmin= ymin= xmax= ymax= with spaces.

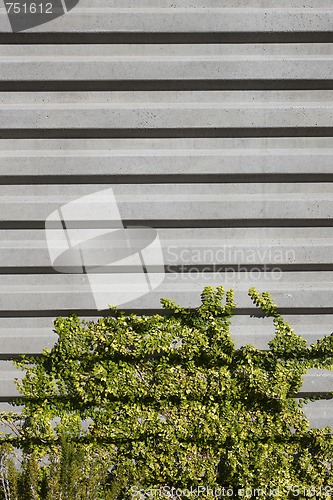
xmin=0 ymin=287 xmax=332 ymax=499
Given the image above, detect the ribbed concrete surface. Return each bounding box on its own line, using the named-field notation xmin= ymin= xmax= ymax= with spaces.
xmin=0 ymin=138 xmax=332 ymax=177
xmin=0 ymin=272 xmax=333 ymax=311
xmin=0 ymin=91 xmax=332 ymax=131
xmin=0 ymin=44 xmax=332 ymax=81
xmin=0 ymin=1 xmax=331 ymax=426
xmin=0 ymin=183 xmax=331 ymax=221
xmin=1 ymin=1 xmax=333 ymax=33
xmin=0 ymin=227 xmax=332 ymax=266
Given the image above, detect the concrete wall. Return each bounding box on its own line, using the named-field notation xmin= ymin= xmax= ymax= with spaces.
xmin=0 ymin=1 xmax=332 ymax=427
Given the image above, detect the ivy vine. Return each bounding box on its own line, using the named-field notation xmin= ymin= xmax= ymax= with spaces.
xmin=0 ymin=287 xmax=332 ymax=499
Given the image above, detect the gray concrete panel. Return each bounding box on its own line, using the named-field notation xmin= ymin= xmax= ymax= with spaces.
xmin=0 ymin=44 xmax=332 ymax=81
xmin=1 ymin=1 xmax=332 ymax=33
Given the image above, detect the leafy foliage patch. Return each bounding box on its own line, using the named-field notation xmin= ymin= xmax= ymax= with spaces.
xmin=0 ymin=287 xmax=332 ymax=499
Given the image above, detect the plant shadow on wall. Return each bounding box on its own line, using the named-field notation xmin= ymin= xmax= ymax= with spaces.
xmin=0 ymin=287 xmax=332 ymax=499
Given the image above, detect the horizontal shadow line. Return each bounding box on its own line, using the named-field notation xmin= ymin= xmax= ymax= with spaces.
xmin=1 ymin=80 xmax=333 ymax=92
xmin=0 ymin=309 xmax=170 ymax=317
xmin=0 ymin=354 xmax=44 ymax=360
xmin=0 ymin=174 xmax=332 ymax=185
xmin=1 ymin=220 xmax=333 ymax=229
xmin=127 ymin=219 xmax=333 ymax=228
xmin=1 ymin=264 xmax=333 ymax=275
xmin=295 ymin=392 xmax=333 ymax=398
xmin=1 ymin=128 xmax=333 ymax=139
xmin=0 ymin=308 xmax=333 ymax=318
xmin=238 ymin=308 xmax=333 ymax=316
xmin=0 ymin=32 xmax=333 ymax=44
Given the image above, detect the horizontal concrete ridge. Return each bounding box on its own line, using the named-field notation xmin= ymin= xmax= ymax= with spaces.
xmin=298 ymin=400 xmax=333 ymax=429
xmin=0 ymin=330 xmax=57 ymax=355
xmin=231 ymin=315 xmax=333 ymax=349
xmin=0 ymin=362 xmax=331 ymax=399
xmin=0 ymin=183 xmax=331 ymax=221
xmin=2 ymin=0 xmax=333 ymax=7
xmin=0 ymin=91 xmax=332 ymax=130
xmin=0 ymin=44 xmax=332 ymax=81
xmin=0 ymin=138 xmax=332 ymax=177
xmin=300 ymin=370 xmax=333 ymax=394
xmin=0 ymin=315 xmax=332 ymax=355
xmin=0 ymin=317 xmax=58 ymax=356
xmin=3 ymin=90 xmax=329 ymax=103
xmin=0 ymin=272 xmax=332 ymax=311
xmin=10 ymin=0 xmax=333 ymax=6
xmin=1 ymin=1 xmax=333 ymax=33
xmin=0 ymin=227 xmax=333 ymax=267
